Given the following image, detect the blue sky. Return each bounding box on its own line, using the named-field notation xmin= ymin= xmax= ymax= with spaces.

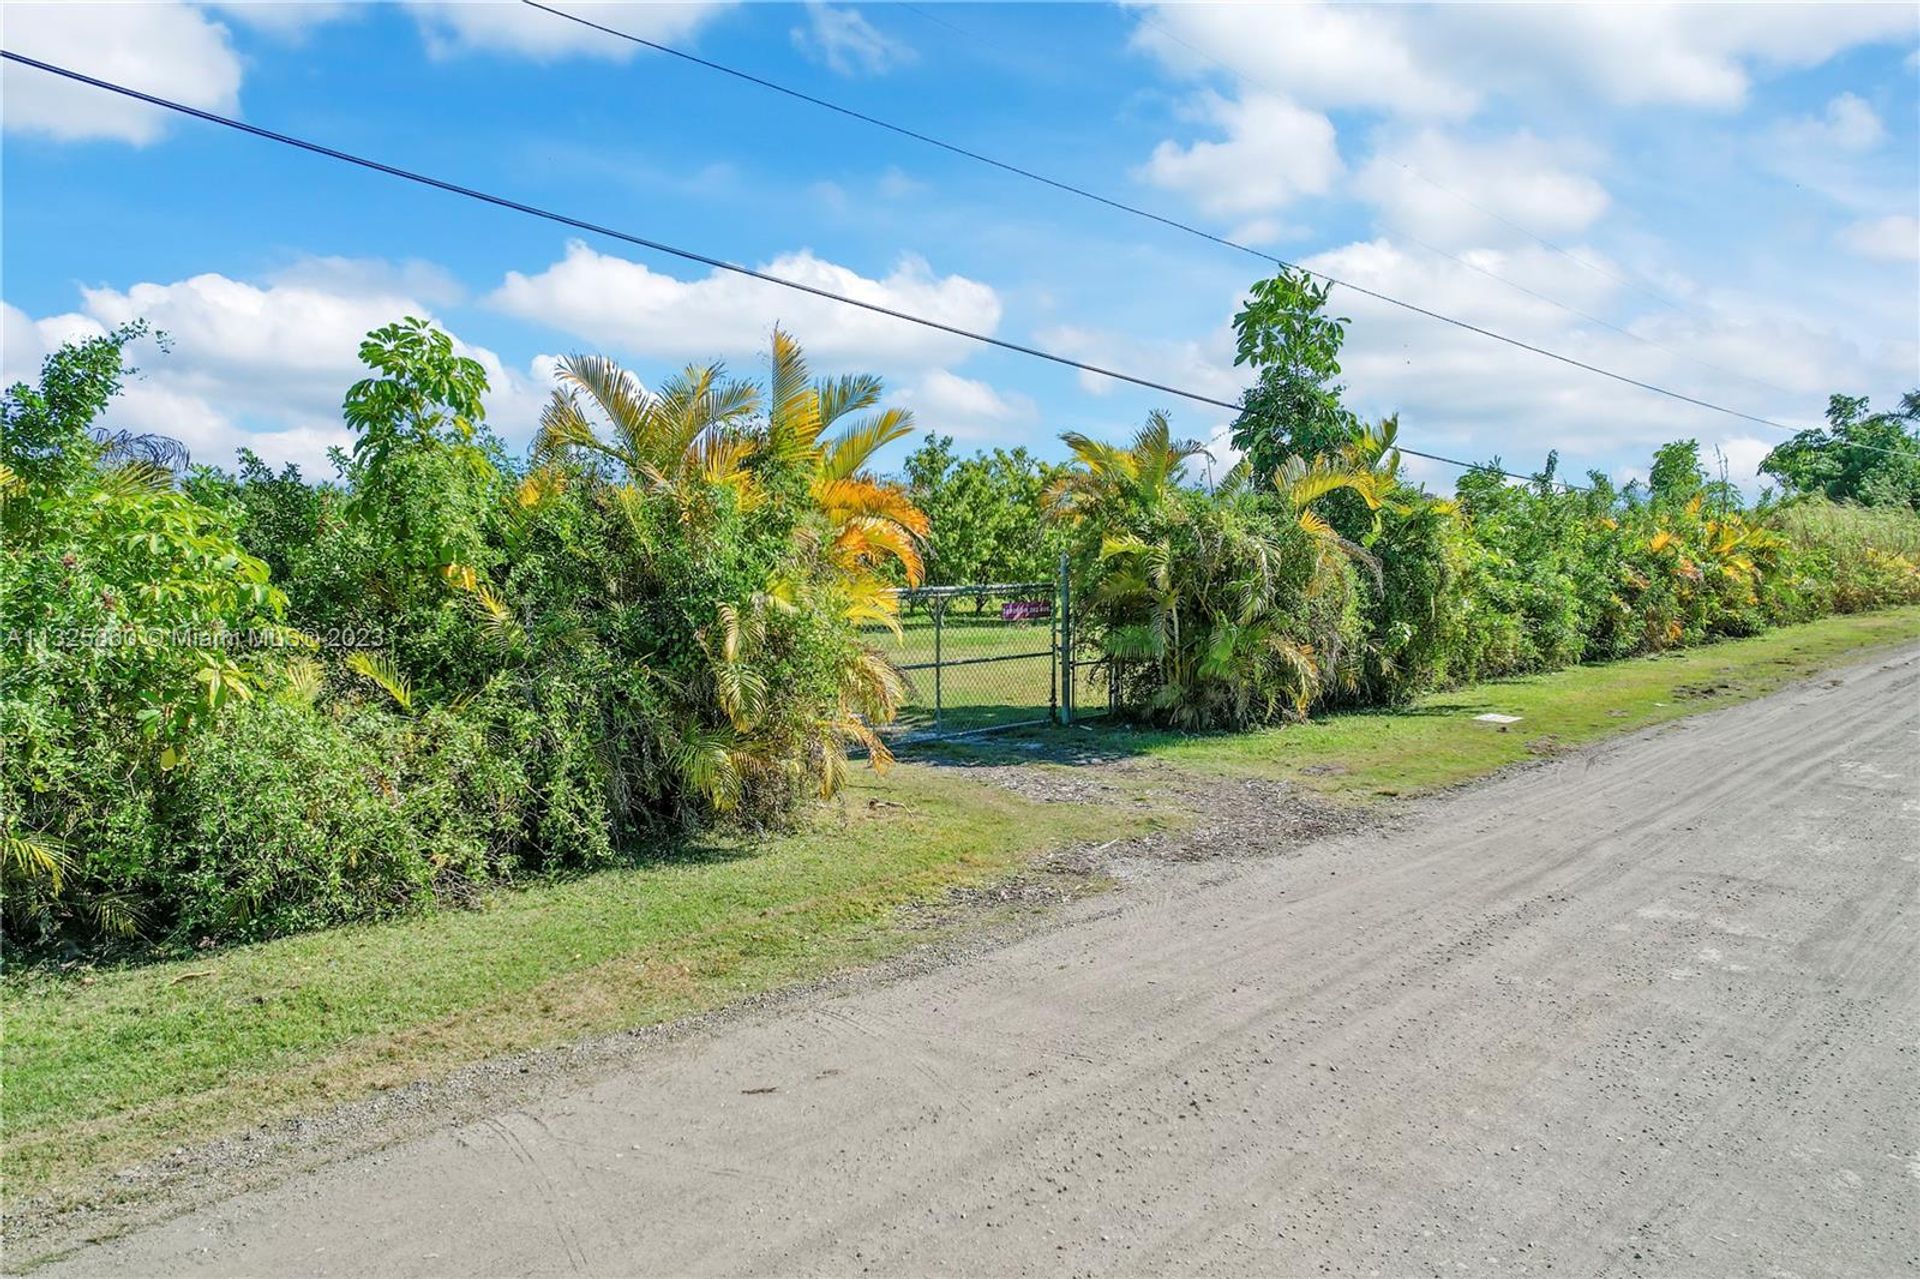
xmin=4 ymin=1 xmax=1917 ymax=493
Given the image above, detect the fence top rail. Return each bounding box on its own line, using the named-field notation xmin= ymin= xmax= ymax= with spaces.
xmin=887 ymin=582 xmax=1053 ymax=603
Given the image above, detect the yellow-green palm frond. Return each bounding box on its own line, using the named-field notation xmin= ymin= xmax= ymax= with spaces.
xmin=3 ymin=826 xmax=71 ymax=893
xmin=465 ymin=582 xmax=522 ymax=643
xmin=844 ymin=645 xmax=909 ymax=718
xmin=820 ymin=407 xmax=916 ymax=482
xmin=346 ymin=651 xmax=413 ymax=713
xmin=533 ymin=388 xmax=612 ymax=466
xmin=672 ymin=727 xmax=743 ymax=811
xmin=281 ymin=656 xmax=326 ymax=708
xmin=556 ymin=353 xmax=659 ymax=459
xmin=1649 ymin=529 xmax=1677 ymax=553
xmin=766 ymin=328 xmax=825 ymax=460
xmin=844 ymin=578 xmax=903 ymax=634
xmin=828 ymin=714 xmax=895 ymax=784
xmin=1276 ymin=454 xmax=1383 ymax=511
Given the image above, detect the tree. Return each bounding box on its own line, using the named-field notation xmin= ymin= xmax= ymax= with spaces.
xmin=1229 ymin=268 xmax=1359 ymax=482
xmin=903 ymin=434 xmax=1062 ymax=590
xmin=1648 ymin=438 xmax=1706 ymax=507
xmin=1761 ymin=391 xmax=1920 ymax=510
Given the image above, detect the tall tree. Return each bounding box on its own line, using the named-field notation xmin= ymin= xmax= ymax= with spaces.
xmin=1229 ymin=268 xmax=1358 ymax=482
xmin=1761 ymin=391 xmax=1920 ymax=510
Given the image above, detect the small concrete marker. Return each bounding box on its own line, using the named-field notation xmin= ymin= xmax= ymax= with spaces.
xmin=1473 ymin=713 xmax=1523 ymax=724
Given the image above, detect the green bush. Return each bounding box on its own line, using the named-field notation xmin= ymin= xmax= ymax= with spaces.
xmin=161 ymin=697 xmax=527 ymax=940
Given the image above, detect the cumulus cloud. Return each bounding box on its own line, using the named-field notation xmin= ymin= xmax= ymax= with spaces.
xmin=1128 ymin=1 xmax=1476 ymax=118
xmin=1033 ymin=321 xmax=1240 ymax=406
xmin=1294 ymin=237 xmax=1890 ymax=490
xmin=487 ymin=240 xmax=1003 ymax=369
xmin=405 ymin=1 xmax=730 ymax=61
xmin=203 ymin=2 xmax=356 ymax=38
xmin=791 ymin=3 xmax=914 ymax=77
xmin=1 ymin=1 xmax=243 ymax=145
xmin=1138 ymin=92 xmax=1342 ymax=223
xmin=897 ymin=370 xmax=1037 ymax=442
xmin=1778 ymin=92 xmax=1888 ymax=152
xmin=1840 ymin=214 xmax=1920 ymax=261
xmin=1354 ymin=130 xmax=1611 ymax=249
xmin=1034 ymin=234 xmax=1901 ymax=495
xmin=1130 ymin=1 xmax=1917 ymax=116
xmin=3 ymin=259 xmax=545 ymax=475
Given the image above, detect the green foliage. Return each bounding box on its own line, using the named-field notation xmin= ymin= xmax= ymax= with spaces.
xmin=1761 ymin=391 xmax=1920 ymax=510
xmin=1050 ymin=272 xmax=1920 ymax=731
xmin=1229 ymin=268 xmax=1360 ymax=486
xmin=4 ymin=321 xmax=922 ymax=955
xmin=3 ymin=327 xmax=290 ymax=945
xmin=903 ymin=434 xmax=1064 ymax=591
xmin=9 ymin=289 xmax=1920 ymax=959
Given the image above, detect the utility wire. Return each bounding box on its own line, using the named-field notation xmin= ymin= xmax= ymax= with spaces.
xmin=0 ymin=49 xmax=1586 ymax=488
xmin=523 ymin=0 xmax=1814 ymax=437
xmin=1130 ymin=10 xmax=1805 ymax=404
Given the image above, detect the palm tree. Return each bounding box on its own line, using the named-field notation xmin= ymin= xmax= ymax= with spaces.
xmin=523 ymin=330 xmax=925 ymax=811
xmin=1043 ymin=410 xmax=1210 ymax=524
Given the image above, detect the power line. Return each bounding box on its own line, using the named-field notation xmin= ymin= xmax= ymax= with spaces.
xmin=0 ymin=49 xmax=1585 ymax=489
xmin=1130 ymin=10 xmax=1805 ymax=404
xmin=523 ymin=0 xmax=1815 ymax=437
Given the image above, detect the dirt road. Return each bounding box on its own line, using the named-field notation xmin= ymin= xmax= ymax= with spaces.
xmin=41 ymin=650 xmax=1920 ymax=1277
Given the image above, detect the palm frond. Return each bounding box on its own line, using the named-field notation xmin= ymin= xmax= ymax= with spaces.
xmin=346 ymin=651 xmax=414 ymax=713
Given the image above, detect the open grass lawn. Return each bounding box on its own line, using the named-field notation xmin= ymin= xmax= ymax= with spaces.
xmin=863 ymin=610 xmax=1087 ymax=734
xmin=6 ymin=606 xmax=1917 ymax=1209
xmin=1107 ymin=606 xmax=1920 ymax=799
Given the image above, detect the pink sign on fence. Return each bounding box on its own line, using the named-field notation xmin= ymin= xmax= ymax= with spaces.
xmin=1001 ymin=599 xmax=1051 ymax=622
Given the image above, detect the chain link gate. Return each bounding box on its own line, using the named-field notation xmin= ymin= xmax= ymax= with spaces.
xmin=860 ymin=555 xmax=1113 ymax=743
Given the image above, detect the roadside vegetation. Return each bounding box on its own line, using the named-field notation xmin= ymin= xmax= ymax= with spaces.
xmin=6 ymin=607 xmax=1917 ymax=1209
xmin=4 ymin=264 xmax=1918 ymax=961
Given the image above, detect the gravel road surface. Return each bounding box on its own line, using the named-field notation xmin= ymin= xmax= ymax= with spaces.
xmin=40 ymin=649 xmax=1920 ymax=1277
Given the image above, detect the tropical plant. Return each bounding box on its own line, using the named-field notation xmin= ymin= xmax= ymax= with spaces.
xmin=1762 ymin=392 xmax=1920 ymax=510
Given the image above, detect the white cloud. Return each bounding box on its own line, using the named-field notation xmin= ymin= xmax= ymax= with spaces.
xmin=203 ymin=2 xmax=355 ymax=38
xmin=1128 ymin=1 xmax=1476 ymax=118
xmin=878 ymin=167 xmax=926 ymax=200
xmin=1139 ymin=91 xmax=1342 ymax=220
xmin=0 ymin=1 xmax=242 ymax=144
xmin=1840 ymin=215 xmax=1920 ymax=261
xmin=1130 ymin=1 xmax=1917 ymax=116
xmin=791 ymin=3 xmax=914 ymax=77
xmin=1355 ymin=130 xmax=1610 ymax=249
xmin=3 ymin=260 xmax=543 ymax=475
xmin=488 ymin=240 xmax=1003 ymax=369
xmin=898 ymin=369 xmax=1036 ymax=442
xmin=1034 ymin=233 xmax=1903 ymax=495
xmin=1778 ymin=92 xmax=1887 ymax=153
xmin=1294 ymin=236 xmax=1892 ymax=490
xmin=405 ymin=1 xmax=730 ymax=61
xmin=1033 ymin=321 xmax=1240 ymax=406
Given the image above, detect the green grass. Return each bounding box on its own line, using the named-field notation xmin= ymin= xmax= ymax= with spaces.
xmin=8 ymin=606 xmax=1914 ymax=1211
xmin=866 ymin=609 xmax=1074 ymax=734
xmin=1 ymin=770 xmax=1168 ymax=1207
xmin=1092 ymin=607 xmax=1920 ymax=799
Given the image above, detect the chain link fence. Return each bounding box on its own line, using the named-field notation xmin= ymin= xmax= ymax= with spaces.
xmin=862 ymin=582 xmax=1057 ymax=740
xmin=860 ymin=560 xmax=1115 ymax=744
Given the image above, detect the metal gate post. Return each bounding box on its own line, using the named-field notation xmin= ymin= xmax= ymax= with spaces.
xmin=1058 ymin=551 xmax=1073 ymax=725
xmin=932 ymin=596 xmax=944 ymax=732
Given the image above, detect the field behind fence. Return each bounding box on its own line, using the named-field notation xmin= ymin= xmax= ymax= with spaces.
xmin=861 ymin=579 xmax=1111 ymax=740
